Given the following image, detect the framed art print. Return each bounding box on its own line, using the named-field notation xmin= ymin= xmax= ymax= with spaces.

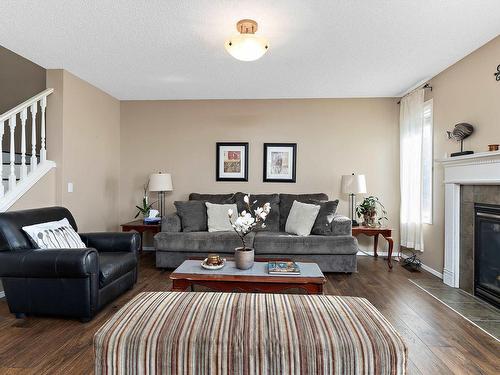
xmin=263 ymin=143 xmax=297 ymax=183
xmin=216 ymin=142 xmax=249 ymax=181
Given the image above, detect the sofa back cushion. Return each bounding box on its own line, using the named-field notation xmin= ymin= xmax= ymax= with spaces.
xmin=0 ymin=206 xmax=77 ymax=251
xmin=174 ymin=201 xmax=208 ymax=232
xmin=279 ymin=193 xmax=328 ymax=231
xmin=189 ymin=193 xmax=235 ymax=204
xmin=233 ymin=192 xmax=280 ymax=232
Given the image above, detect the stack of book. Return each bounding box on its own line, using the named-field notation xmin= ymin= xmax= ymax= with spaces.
xmin=268 ymin=261 xmax=301 ymax=275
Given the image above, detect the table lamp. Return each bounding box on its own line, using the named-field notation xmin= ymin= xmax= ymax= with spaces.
xmin=149 ymin=172 xmax=173 ymax=218
xmin=341 ymin=173 xmax=366 ymax=227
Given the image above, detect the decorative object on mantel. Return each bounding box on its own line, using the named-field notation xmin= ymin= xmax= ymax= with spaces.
xmin=355 ymin=196 xmax=388 ymax=227
xmin=149 ymin=172 xmax=173 ymax=218
xmin=494 ymin=64 xmax=500 ymax=81
xmin=488 ymin=144 xmax=499 ymax=152
xmin=228 ymin=194 xmax=271 ymax=270
xmin=341 ymin=173 xmax=367 ymax=227
xmin=447 ymin=122 xmax=474 ymax=157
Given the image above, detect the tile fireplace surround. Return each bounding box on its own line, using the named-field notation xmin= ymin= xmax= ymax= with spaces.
xmin=438 ymin=151 xmax=500 ymax=288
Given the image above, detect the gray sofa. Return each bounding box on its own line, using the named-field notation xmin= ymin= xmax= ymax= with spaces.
xmin=155 ymin=193 xmax=358 ymax=273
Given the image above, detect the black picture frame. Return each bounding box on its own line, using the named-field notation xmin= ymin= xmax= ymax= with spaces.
xmin=216 ymin=142 xmax=249 ymax=182
xmin=263 ymin=143 xmax=297 ymax=183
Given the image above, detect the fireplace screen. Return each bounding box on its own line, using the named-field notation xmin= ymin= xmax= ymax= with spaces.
xmin=474 ymin=203 xmax=500 ymax=308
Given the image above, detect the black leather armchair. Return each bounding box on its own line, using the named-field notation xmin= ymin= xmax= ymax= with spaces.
xmin=0 ymin=207 xmax=141 ymax=321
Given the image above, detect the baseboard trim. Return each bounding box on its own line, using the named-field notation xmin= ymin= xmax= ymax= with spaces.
xmin=357 ymin=250 xmax=443 ymax=279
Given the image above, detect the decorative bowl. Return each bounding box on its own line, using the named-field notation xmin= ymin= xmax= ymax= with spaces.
xmin=201 ymin=258 xmax=226 ymax=270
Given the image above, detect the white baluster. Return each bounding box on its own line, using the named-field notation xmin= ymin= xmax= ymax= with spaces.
xmin=40 ymin=96 xmax=47 ymax=163
xmin=20 ymin=108 xmax=28 ymax=180
xmin=0 ymin=121 xmax=4 ymax=198
xmin=8 ymin=115 xmax=17 ymax=191
xmin=30 ymin=102 xmax=38 ymax=172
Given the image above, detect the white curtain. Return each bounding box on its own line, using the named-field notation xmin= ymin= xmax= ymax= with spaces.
xmin=400 ymin=89 xmax=425 ymax=251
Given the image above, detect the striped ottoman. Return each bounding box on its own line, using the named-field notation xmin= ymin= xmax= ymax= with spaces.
xmin=94 ymin=292 xmax=407 ymax=374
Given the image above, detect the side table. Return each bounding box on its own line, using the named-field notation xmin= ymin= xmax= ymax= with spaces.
xmin=352 ymin=226 xmax=394 ymax=269
xmin=121 ymin=220 xmax=161 ymax=252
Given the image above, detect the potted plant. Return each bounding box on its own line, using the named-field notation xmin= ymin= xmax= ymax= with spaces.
xmin=355 ymin=196 xmax=388 ymax=227
xmin=228 ymin=195 xmax=271 ymax=270
xmin=135 ymin=180 xmax=155 ymax=221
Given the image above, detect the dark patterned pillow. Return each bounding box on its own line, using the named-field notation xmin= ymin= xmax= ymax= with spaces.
xmin=22 ymin=218 xmax=86 ymax=249
xmin=309 ymin=200 xmax=339 ymax=235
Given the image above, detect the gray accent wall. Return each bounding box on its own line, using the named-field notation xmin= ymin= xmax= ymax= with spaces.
xmin=0 ymin=45 xmax=46 ymax=153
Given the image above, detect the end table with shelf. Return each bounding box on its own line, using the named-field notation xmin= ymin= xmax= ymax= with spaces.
xmin=121 ymin=220 xmax=161 ymax=252
xmin=352 ymin=226 xmax=394 ymax=269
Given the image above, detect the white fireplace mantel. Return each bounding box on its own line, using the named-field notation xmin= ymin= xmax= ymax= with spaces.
xmin=437 ymin=150 xmax=500 ymax=287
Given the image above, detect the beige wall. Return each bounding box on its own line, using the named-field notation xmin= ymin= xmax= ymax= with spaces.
xmin=9 ymin=169 xmax=56 ymax=211
xmin=422 ymin=35 xmax=500 ymax=272
xmin=120 ymin=99 xmax=400 ymax=251
xmin=46 ymin=70 xmax=121 ymax=232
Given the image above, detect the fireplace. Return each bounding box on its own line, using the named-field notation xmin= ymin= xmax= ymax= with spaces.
xmin=474 ymin=203 xmax=500 ymax=308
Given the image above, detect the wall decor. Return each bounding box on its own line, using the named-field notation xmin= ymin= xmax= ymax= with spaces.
xmin=495 ymin=64 xmax=500 ymax=81
xmin=263 ymin=143 xmax=297 ymax=182
xmin=216 ymin=142 xmax=249 ymax=181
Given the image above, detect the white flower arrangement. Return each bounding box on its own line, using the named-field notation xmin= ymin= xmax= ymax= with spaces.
xmin=228 ymin=195 xmax=271 ymax=250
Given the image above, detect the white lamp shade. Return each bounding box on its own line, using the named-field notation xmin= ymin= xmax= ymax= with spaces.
xmin=341 ymin=174 xmax=367 ymax=194
xmin=149 ymin=173 xmax=173 ymax=192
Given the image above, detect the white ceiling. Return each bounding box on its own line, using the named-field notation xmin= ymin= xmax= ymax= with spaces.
xmin=1 ymin=1 xmax=499 ymax=100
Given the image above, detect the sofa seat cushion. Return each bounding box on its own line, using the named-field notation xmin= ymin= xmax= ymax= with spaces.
xmin=254 ymin=232 xmax=358 ymax=255
xmin=155 ymin=231 xmax=255 ymax=253
xmin=99 ymin=252 xmax=137 ymax=288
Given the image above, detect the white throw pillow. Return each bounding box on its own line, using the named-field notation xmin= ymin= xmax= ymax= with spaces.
xmin=22 ymin=218 xmax=86 ymax=249
xmin=285 ymin=200 xmax=321 ymax=236
xmin=206 ymin=202 xmax=238 ymax=232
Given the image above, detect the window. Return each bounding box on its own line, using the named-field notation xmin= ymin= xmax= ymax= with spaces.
xmin=421 ymin=99 xmax=433 ymax=224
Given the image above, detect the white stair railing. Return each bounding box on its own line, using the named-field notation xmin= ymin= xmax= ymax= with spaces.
xmin=0 ymin=88 xmax=54 ymax=199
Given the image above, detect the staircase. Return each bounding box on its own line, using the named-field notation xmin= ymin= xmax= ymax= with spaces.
xmin=0 ymin=89 xmax=56 ymax=212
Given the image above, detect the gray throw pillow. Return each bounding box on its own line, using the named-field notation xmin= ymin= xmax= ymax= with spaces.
xmin=285 ymin=200 xmax=321 ymax=236
xmin=206 ymin=202 xmax=238 ymax=232
xmin=174 ymin=201 xmax=207 ymax=232
xmin=310 ymin=200 xmax=339 ymax=235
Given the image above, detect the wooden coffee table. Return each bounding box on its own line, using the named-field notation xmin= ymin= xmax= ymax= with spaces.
xmin=170 ymin=259 xmax=326 ymax=294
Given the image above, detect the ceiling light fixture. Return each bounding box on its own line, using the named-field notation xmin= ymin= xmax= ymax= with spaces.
xmin=225 ymin=19 xmax=269 ymax=62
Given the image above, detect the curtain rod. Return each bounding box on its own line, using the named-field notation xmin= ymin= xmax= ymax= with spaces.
xmin=397 ymin=83 xmax=433 ymax=104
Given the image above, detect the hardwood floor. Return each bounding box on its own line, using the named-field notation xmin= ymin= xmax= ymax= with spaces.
xmin=0 ymin=254 xmax=498 ymax=374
